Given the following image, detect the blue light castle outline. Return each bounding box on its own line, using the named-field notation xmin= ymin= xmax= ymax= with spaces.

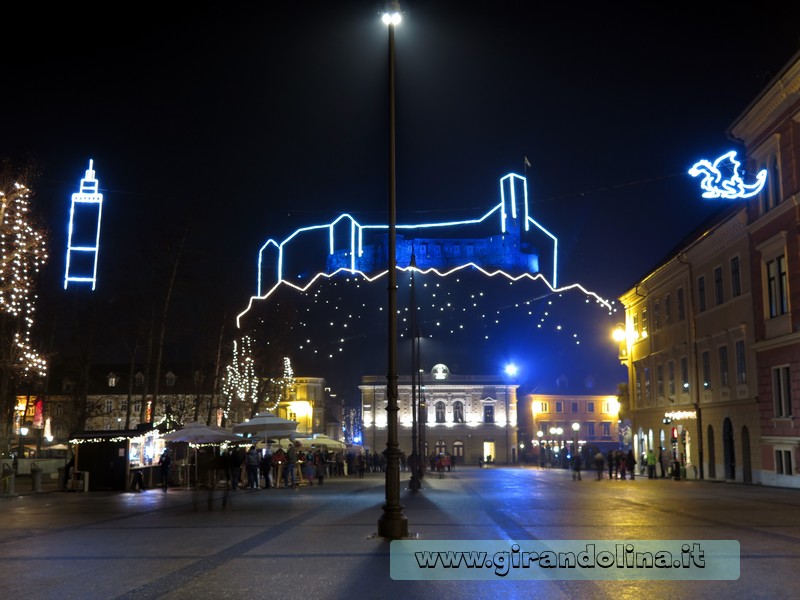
xmin=255 ymin=172 xmax=557 ymax=296
xmin=64 ymin=160 xmax=104 ymax=290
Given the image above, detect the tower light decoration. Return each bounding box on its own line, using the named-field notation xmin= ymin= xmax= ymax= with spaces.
xmin=64 ymin=159 xmax=104 ymax=290
xmin=263 ymin=356 xmax=295 ymax=412
xmin=0 ymin=181 xmax=48 ymax=379
xmin=221 ymin=335 xmax=259 ymax=419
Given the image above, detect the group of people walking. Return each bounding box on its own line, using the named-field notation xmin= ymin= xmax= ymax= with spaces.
xmin=580 ymin=448 xmax=638 ymax=481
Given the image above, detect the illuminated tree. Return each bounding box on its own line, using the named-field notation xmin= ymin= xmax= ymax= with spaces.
xmin=0 ymin=166 xmax=48 ymax=455
xmin=262 ymin=356 xmax=295 ymax=414
xmin=221 ymin=334 xmax=260 ymax=424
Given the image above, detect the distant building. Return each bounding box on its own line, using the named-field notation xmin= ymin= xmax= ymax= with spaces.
xmin=360 ymin=363 xmax=518 ymax=465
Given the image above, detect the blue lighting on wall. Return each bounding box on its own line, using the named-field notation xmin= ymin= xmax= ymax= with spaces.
xmin=689 ymin=151 xmax=767 ymax=200
xmin=64 ymin=160 xmax=104 ymax=290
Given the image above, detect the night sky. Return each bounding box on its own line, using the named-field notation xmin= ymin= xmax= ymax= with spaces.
xmin=3 ymin=2 xmax=800 ymax=403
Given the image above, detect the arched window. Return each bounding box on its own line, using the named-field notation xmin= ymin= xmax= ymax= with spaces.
xmin=435 ymin=401 xmax=446 ymax=423
xmin=453 ymin=440 xmax=464 ymax=457
xmin=435 ymin=440 xmax=446 ymax=455
xmin=453 ymin=401 xmax=464 ymax=423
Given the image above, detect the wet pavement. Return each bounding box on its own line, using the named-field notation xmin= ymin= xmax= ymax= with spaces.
xmin=1 ymin=467 xmax=799 ymax=599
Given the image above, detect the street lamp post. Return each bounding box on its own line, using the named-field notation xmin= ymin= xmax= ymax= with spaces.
xmin=571 ymin=421 xmax=580 ymax=459
xmin=378 ymin=2 xmax=408 ymax=540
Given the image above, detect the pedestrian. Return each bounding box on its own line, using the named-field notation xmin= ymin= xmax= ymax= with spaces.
xmin=619 ymin=454 xmax=627 ymax=480
xmin=607 ymin=450 xmax=614 ymax=480
xmin=626 ymin=449 xmax=637 ymax=480
xmin=245 ymin=445 xmax=260 ymax=489
xmin=286 ymin=443 xmax=298 ymax=487
xmin=571 ymin=452 xmax=582 ymax=480
xmin=159 ymin=449 xmax=172 ymax=493
xmin=260 ymin=447 xmax=273 ymax=488
xmin=315 ymin=451 xmax=327 ymax=486
xmin=357 ymin=452 xmax=365 ymax=478
xmin=658 ymin=448 xmax=668 ymax=478
xmin=647 ymin=449 xmax=657 ymax=479
xmin=229 ymin=448 xmax=243 ymax=490
xmin=593 ymin=451 xmax=604 ymax=480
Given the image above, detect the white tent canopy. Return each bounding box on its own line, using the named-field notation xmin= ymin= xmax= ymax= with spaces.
xmin=232 ymin=411 xmax=299 ymax=441
xmin=292 ymin=434 xmax=346 ymax=450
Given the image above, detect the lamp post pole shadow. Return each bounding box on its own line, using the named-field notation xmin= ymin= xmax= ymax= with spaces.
xmin=378 ymin=2 xmax=408 ymax=540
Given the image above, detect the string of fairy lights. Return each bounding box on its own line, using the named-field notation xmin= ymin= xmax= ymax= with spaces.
xmin=0 ymin=182 xmax=48 ymax=379
xmin=221 ymin=336 xmax=296 ymax=418
xmin=242 ymin=268 xmax=620 ymax=376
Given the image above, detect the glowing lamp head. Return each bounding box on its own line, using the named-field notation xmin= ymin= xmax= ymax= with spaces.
xmin=20 ymin=426 xmax=29 ymax=436
xmin=382 ymin=11 xmax=402 ymax=26
xmin=571 ymin=422 xmax=580 ymax=432
xmin=612 ymin=325 xmax=626 ymax=343
xmin=504 ymin=363 xmax=518 ymax=377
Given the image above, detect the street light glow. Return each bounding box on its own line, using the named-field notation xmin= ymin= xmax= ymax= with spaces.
xmin=382 ymin=12 xmax=402 ymax=26
xmin=504 ymin=363 xmax=518 ymax=377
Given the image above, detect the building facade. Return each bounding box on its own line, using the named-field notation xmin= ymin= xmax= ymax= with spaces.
xmin=618 ymin=50 xmax=800 ymax=488
xmin=619 ymin=205 xmax=762 ymax=484
xmin=729 ymin=50 xmax=800 ymax=488
xmin=360 ymin=363 xmax=518 ymax=465
xmin=526 ymin=393 xmax=622 ymax=465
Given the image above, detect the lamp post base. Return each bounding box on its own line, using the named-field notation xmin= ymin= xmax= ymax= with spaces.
xmin=378 ymin=508 xmax=409 ymax=540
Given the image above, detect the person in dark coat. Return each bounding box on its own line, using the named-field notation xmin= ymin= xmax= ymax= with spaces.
xmin=159 ymin=449 xmax=172 ymax=493
xmin=626 ymin=449 xmax=637 ymax=480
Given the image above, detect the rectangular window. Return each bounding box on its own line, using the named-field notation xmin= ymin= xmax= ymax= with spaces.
xmin=105 ymin=399 xmax=114 ymax=414
xmin=735 ymin=340 xmax=746 ymax=384
xmin=641 ymin=309 xmax=648 ymax=337
xmin=632 ymin=314 xmax=639 ymax=338
xmin=664 ymin=294 xmax=672 ymax=325
xmin=677 ymin=288 xmax=686 ymax=321
xmin=556 ymin=401 xmax=563 ymax=413
xmin=657 ymin=364 xmax=664 ymax=397
xmin=133 ymin=402 xmax=141 ymax=415
xmin=668 ymin=360 xmax=675 ymax=395
xmin=719 ymin=346 xmax=729 ymax=387
xmin=587 ymin=402 xmax=594 ymax=413
xmin=680 ymin=357 xmax=689 ymax=392
xmin=571 ymin=401 xmax=579 ymax=413
xmin=635 ymin=375 xmax=642 ymax=407
xmin=702 ymin=351 xmax=711 ymax=389
xmin=586 ymin=422 xmax=596 ymax=437
xmin=714 ymin=267 xmax=724 ymax=305
xmin=483 ymin=405 xmax=495 ymax=423
xmin=767 ymin=255 xmax=788 ymax=317
xmin=773 ymin=366 xmax=792 ymax=417
xmin=697 ymin=276 xmax=706 ymax=312
xmin=730 ymin=257 xmax=741 ymax=297
xmin=775 ymin=450 xmax=793 ymax=475
xmin=653 ymin=298 xmax=661 ymax=331
xmin=644 ymin=367 xmax=651 ymax=403
xmin=601 ymin=422 xmax=611 ymax=437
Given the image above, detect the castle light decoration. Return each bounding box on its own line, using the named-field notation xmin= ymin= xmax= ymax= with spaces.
xmin=64 ymin=160 xmax=104 ymax=290
xmin=238 ymin=172 xmax=619 ymax=327
xmin=688 ymin=151 xmax=767 ymax=200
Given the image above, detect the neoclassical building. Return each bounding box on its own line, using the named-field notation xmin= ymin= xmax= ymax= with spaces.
xmin=360 ymin=363 xmax=518 ymax=465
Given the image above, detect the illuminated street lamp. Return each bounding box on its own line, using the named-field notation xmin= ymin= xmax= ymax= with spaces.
xmin=549 ymin=426 xmax=563 ymax=467
xmin=571 ymin=422 xmax=580 ymax=458
xmin=19 ymin=422 xmax=30 ymax=457
xmin=377 ymin=1 xmax=408 ymax=540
